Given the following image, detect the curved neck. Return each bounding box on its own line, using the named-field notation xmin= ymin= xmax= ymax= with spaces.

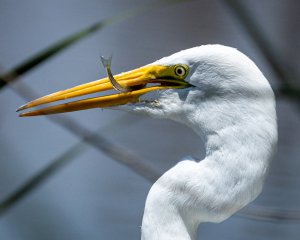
xmin=142 ymin=94 xmax=277 ymax=240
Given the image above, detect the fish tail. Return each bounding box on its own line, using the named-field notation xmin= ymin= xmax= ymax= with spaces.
xmin=100 ymin=56 xmax=112 ymax=68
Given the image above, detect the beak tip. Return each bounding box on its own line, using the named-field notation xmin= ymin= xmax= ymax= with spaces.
xmin=16 ymin=104 xmax=27 ymax=112
xmin=18 ymin=112 xmax=36 ymax=117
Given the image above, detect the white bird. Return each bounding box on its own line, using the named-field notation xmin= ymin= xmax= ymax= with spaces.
xmin=18 ymin=45 xmax=278 ymax=240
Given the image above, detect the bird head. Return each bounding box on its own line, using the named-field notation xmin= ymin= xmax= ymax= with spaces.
xmin=17 ymin=45 xmax=274 ymax=126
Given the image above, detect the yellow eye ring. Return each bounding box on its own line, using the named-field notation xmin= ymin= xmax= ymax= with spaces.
xmin=174 ymin=65 xmax=187 ymax=77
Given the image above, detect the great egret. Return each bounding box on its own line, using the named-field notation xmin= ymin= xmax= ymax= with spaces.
xmin=18 ymin=45 xmax=277 ymax=240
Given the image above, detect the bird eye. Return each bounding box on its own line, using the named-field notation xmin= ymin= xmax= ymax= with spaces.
xmin=174 ymin=65 xmax=187 ymax=77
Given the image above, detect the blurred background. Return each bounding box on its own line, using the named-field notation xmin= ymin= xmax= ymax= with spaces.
xmin=0 ymin=0 xmax=299 ymax=239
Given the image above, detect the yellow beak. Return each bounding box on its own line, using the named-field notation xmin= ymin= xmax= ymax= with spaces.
xmin=17 ymin=64 xmax=189 ymax=117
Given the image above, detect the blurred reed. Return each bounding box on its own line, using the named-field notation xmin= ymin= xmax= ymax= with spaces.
xmin=223 ymin=0 xmax=300 ymax=98
xmin=0 ymin=110 xmax=149 ymax=216
xmin=0 ymin=0 xmax=195 ymax=89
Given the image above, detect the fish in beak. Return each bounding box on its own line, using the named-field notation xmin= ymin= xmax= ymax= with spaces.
xmin=17 ymin=60 xmax=190 ymax=117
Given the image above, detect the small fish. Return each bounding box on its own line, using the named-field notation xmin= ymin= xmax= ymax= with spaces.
xmin=100 ymin=56 xmax=131 ymax=93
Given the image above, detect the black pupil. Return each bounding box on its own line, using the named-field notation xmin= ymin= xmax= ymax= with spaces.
xmin=177 ymin=68 xmax=183 ymax=75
